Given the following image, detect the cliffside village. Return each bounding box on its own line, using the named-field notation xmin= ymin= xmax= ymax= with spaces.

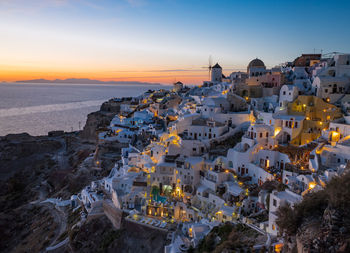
xmin=71 ymin=53 xmax=350 ymax=252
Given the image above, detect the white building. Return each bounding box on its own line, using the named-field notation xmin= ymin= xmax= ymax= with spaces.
xmin=279 ymin=85 xmax=299 ymax=108
xmin=268 ymin=189 xmax=302 ymax=236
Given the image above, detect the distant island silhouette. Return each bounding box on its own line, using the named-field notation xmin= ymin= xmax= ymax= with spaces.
xmin=15 ymin=78 xmax=164 ymax=86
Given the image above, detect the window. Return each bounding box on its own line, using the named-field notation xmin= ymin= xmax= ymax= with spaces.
xmin=193 ymin=148 xmax=196 ymax=152
xmin=266 ymin=132 xmax=269 ymax=137
xmin=273 ymin=199 xmax=277 ymax=207
xmin=295 ymin=122 xmax=298 ymax=128
xmin=283 ymin=91 xmax=286 ymax=95
xmin=260 ymin=133 xmax=263 ymax=138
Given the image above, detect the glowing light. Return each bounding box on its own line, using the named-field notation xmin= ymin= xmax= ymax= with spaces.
xmin=225 ymin=169 xmax=229 ymax=173
xmin=275 ymin=243 xmax=283 ymax=253
xmin=274 ymin=128 xmax=281 ymax=137
xmin=189 ymin=228 xmax=193 ymax=237
xmin=222 ymin=90 xmax=229 ymax=95
xmin=331 ymin=131 xmax=340 ymax=142
xmin=308 ymin=182 xmax=316 ymax=189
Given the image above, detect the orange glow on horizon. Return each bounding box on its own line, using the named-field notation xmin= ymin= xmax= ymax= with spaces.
xmin=0 ymin=64 xmax=210 ymax=85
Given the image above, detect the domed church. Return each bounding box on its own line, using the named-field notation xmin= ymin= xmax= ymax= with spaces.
xmin=247 ymin=58 xmax=267 ymax=77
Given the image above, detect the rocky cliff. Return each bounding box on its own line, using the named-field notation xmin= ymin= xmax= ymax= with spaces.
xmin=276 ymin=170 xmax=350 ymax=253
xmin=80 ymin=99 xmax=121 ymax=142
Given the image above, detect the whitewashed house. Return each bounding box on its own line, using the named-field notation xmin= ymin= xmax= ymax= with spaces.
xmin=268 ymin=189 xmax=302 ymax=236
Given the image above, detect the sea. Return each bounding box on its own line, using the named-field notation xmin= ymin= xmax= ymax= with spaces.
xmin=0 ymin=82 xmax=166 ymax=136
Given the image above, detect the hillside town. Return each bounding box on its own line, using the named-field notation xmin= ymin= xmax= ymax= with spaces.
xmin=44 ymin=53 xmax=350 ymax=252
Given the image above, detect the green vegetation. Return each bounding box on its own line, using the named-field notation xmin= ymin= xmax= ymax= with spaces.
xmin=98 ymin=229 xmax=124 ymax=252
xmin=195 ymin=223 xmax=260 ymax=253
xmin=277 ymin=172 xmax=350 ymax=236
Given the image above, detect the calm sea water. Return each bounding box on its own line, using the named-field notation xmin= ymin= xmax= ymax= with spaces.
xmin=0 ymin=82 xmax=165 ymax=136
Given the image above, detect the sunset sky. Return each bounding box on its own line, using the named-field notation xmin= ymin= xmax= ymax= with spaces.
xmin=1 ymin=0 xmax=350 ymax=84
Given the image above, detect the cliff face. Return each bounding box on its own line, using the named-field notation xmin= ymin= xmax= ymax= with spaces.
xmin=277 ymin=171 xmax=350 ymax=253
xmin=194 ymin=223 xmax=265 ymax=252
xmin=0 ymin=133 xmax=62 ymax=180
xmin=80 ymin=99 xmax=121 ymax=142
xmin=70 ymin=215 xmax=167 ymax=253
xmin=80 ymin=111 xmax=114 ymax=142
